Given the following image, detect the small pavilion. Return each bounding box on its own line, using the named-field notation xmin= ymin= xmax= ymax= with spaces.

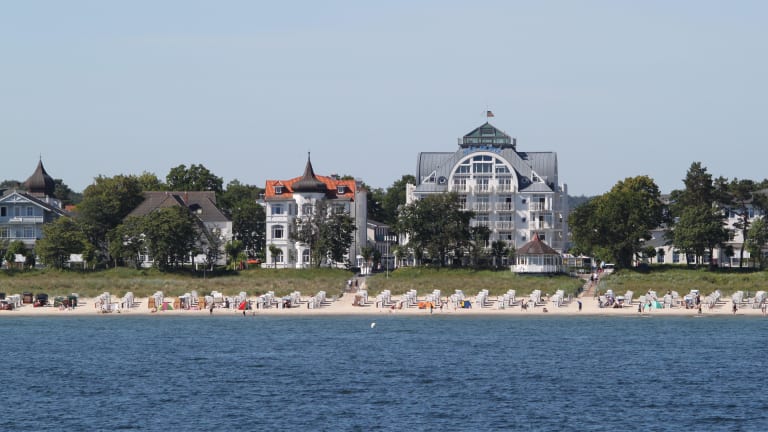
xmin=513 ymin=233 xmax=564 ymax=274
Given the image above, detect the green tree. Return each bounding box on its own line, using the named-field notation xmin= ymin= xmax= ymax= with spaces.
xmin=746 ymin=217 xmax=768 ymax=270
xmin=108 ymin=216 xmax=146 ymax=269
xmin=136 ymin=171 xmax=166 ymax=191
xmin=166 ymin=164 xmax=223 ymax=194
xmin=395 ymin=192 xmax=474 ymax=268
xmin=225 ymin=240 xmax=245 ymax=269
xmin=668 ymin=163 xmax=729 ymax=268
xmin=141 ymin=206 xmax=199 ymax=271
xmin=78 ymin=174 xmax=145 ymax=262
xmin=724 ymin=178 xmax=757 ymax=268
xmin=35 ymin=218 xmax=91 ymax=269
xmin=53 ymin=179 xmax=82 ymax=206
xmin=672 ymin=206 xmax=727 ymax=267
xmin=4 ymin=240 xmax=28 ymax=270
xmin=490 ymin=240 xmax=509 ymax=270
xmin=570 ymin=176 xmax=664 ymax=268
xmin=467 ymin=225 xmax=490 ymax=269
xmin=218 ymin=180 xmax=263 ymax=211
xmin=291 ymin=201 xmax=356 ymax=268
xmin=218 ymin=180 xmax=266 ymax=258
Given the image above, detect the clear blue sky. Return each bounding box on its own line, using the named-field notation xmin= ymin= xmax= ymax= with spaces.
xmin=2 ymin=1 xmax=766 ymax=196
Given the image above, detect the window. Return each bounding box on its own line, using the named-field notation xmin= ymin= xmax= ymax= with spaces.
xmin=274 ymin=185 xmax=283 ymax=195
xmin=271 ymin=205 xmax=284 ymax=215
xmin=672 ymin=251 xmax=680 ymax=263
xmin=274 ymin=250 xmax=284 ymax=263
xmin=302 ymin=249 xmax=310 ymax=264
xmin=0 ymin=227 xmax=8 ymax=238
xmin=337 ymin=185 xmax=346 ymax=194
xmin=26 ymin=206 xmax=34 ymax=217
xmin=24 ymin=226 xmax=34 ymax=238
xmin=0 ymin=207 xmax=6 ymax=217
xmin=272 ymin=225 xmax=284 ymax=239
xmin=302 ymin=204 xmax=314 ymax=215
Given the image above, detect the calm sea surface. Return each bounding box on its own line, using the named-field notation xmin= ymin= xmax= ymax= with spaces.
xmin=2 ymin=315 xmax=767 ymax=431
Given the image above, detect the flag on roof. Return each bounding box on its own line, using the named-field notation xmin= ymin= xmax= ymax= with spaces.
xmin=486 ymin=110 xmax=494 ymax=117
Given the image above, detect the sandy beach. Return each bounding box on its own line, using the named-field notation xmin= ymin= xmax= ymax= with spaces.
xmin=1 ymin=290 xmax=764 ymax=317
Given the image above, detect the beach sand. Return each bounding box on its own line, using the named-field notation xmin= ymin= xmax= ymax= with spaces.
xmin=1 ymin=291 xmax=764 ymax=317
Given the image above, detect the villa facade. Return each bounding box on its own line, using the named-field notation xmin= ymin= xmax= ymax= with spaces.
xmin=0 ymin=160 xmax=67 ymax=254
xmin=260 ymin=156 xmax=367 ymax=269
xmin=406 ymin=121 xmax=569 ymax=265
xmin=125 ymin=191 xmax=233 ymax=268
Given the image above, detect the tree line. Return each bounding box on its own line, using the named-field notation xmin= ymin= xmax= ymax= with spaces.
xmin=570 ymin=162 xmax=768 ymax=270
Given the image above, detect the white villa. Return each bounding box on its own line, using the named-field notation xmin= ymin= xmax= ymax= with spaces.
xmin=260 ymin=156 xmax=367 ymax=269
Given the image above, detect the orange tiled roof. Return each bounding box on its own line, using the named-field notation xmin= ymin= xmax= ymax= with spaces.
xmin=264 ymin=175 xmax=356 ymax=200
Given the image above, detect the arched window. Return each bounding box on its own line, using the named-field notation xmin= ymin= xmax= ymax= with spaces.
xmin=302 ymin=249 xmax=310 ymax=264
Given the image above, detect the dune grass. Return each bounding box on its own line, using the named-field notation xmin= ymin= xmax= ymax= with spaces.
xmin=0 ymin=267 xmax=353 ymax=299
xmin=363 ymin=267 xmax=584 ymax=298
xmin=2 ymin=265 xmax=763 ymax=301
xmin=599 ymin=266 xmax=768 ymax=298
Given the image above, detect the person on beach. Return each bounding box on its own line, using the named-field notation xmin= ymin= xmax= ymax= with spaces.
xmin=577 ymin=300 xmax=582 ymax=312
xmin=733 ymin=303 xmax=737 ymax=314
xmin=209 ymin=305 xmax=214 ymax=315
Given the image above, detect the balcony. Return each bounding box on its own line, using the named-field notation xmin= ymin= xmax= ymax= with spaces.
xmin=470 ymin=220 xmax=490 ymax=228
xmin=474 ymin=185 xmax=491 ymax=194
xmin=529 ymin=222 xmax=553 ymax=230
xmin=472 ymin=203 xmax=491 ymax=212
xmin=528 ymin=203 xmax=550 ymax=211
xmin=495 ymin=221 xmax=514 ymax=230
xmin=495 ymin=203 xmax=514 ymax=212
xmin=8 ymin=216 xmax=44 ymax=224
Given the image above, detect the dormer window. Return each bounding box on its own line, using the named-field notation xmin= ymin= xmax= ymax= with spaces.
xmin=337 ymin=185 xmax=346 ymax=194
xmin=274 ymin=185 xmax=283 ymax=195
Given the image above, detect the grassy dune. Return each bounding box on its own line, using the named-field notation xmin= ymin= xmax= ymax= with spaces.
xmin=0 ymin=267 xmax=583 ymax=299
xmin=599 ymin=266 xmax=768 ymax=298
xmin=1 ymin=266 xmax=764 ymax=301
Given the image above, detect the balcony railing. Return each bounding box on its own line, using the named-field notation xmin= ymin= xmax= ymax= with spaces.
xmin=495 ymin=221 xmax=514 ymax=230
xmin=529 ymin=203 xmax=550 ymax=211
xmin=474 ymin=185 xmax=491 ymax=194
xmin=529 ymin=222 xmax=553 ymax=230
xmin=472 ymin=203 xmax=490 ymax=212
xmin=7 ymin=216 xmax=44 ymax=224
xmin=495 ymin=203 xmax=514 ymax=211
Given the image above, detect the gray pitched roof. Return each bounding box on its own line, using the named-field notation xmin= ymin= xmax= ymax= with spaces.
xmin=127 ymin=191 xmax=229 ymax=223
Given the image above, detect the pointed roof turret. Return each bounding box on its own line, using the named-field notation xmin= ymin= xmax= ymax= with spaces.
xmin=23 ymin=159 xmax=56 ymax=197
xmin=292 ymin=153 xmax=327 ymax=193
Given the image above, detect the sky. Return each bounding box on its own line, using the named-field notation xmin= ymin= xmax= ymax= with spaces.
xmin=2 ymin=1 xmax=766 ymax=197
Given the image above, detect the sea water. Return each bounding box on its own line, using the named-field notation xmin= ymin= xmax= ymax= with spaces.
xmin=1 ymin=315 xmax=767 ymax=431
